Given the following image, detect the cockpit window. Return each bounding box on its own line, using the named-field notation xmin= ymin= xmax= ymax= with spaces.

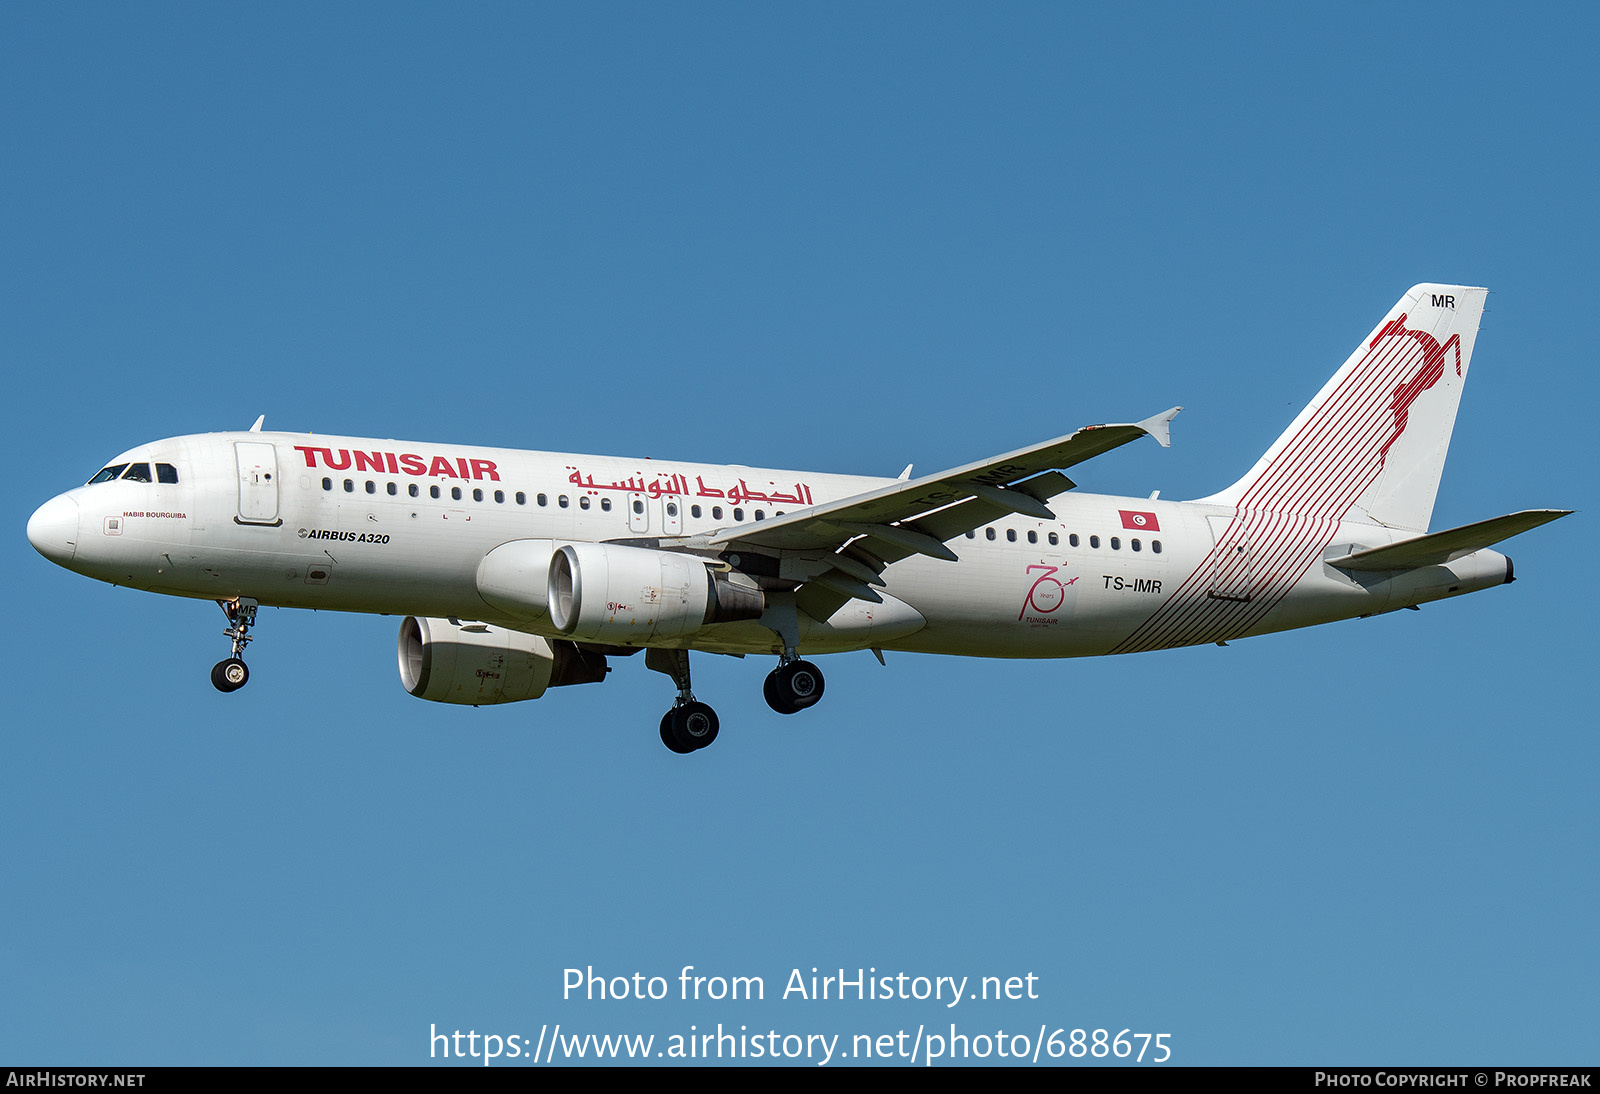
xmin=157 ymin=463 xmax=179 ymax=484
xmin=87 ymin=464 xmax=129 ymax=484
xmin=121 ymin=463 xmax=153 ymax=483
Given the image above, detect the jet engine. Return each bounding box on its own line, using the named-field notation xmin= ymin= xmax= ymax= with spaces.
xmin=547 ymin=542 xmax=764 ymax=644
xmin=398 ymin=616 xmax=607 ymax=705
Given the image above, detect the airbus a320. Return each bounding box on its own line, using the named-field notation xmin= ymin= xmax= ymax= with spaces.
xmin=27 ymin=284 xmax=1568 ymax=752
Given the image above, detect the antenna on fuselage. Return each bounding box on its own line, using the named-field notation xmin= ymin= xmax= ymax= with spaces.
xmin=249 ymin=415 xmax=265 ymax=432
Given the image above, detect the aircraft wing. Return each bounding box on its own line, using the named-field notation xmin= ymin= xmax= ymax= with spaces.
xmin=707 ymin=408 xmax=1179 ymax=613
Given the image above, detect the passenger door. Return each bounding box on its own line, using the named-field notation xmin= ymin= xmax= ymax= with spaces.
xmin=234 ymin=442 xmax=281 ymax=526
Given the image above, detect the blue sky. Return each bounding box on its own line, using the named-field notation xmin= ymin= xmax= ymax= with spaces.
xmin=3 ymin=3 xmax=1594 ymax=1066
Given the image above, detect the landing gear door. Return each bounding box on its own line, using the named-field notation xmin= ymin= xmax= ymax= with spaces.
xmin=235 ymin=441 xmax=281 ymax=526
xmin=1206 ymin=513 xmax=1252 ymax=602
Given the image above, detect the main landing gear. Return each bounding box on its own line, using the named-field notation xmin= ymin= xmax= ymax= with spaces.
xmin=645 ymin=648 xmax=828 ymax=754
xmin=646 ymin=648 xmax=720 ymax=754
xmin=211 ymin=597 xmax=257 ymax=693
xmin=763 ymin=656 xmax=825 ymax=715
xmin=659 ymin=703 xmax=719 ymax=754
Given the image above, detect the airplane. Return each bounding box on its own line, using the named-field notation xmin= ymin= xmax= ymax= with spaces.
xmin=26 ymin=284 xmax=1569 ymax=754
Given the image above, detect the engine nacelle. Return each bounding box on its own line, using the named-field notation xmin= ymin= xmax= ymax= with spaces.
xmin=547 ymin=542 xmax=764 ymax=644
xmin=475 ymin=538 xmax=556 ymax=620
xmin=397 ymin=616 xmax=607 ymax=705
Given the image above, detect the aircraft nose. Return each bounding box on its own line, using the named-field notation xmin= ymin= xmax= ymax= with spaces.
xmin=27 ymin=494 xmax=80 ymax=564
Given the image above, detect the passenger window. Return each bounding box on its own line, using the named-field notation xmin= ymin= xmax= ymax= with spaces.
xmin=537 ymin=493 xmax=547 ymax=506
xmin=1153 ymin=540 xmax=1162 ymax=554
xmin=344 ymin=479 xmax=355 ymax=493
xmin=1111 ymin=537 xmax=1120 ymax=550
xmin=632 ymin=499 xmax=644 ymax=514
xmin=559 ymin=495 xmax=569 ymax=508
xmin=668 ymin=502 xmax=680 ymax=517
xmin=1069 ymin=534 xmax=1079 ymax=547
xmin=692 ymin=504 xmax=702 ymax=518
xmin=322 ymin=477 xmax=332 ymax=491
xmin=156 ymin=463 xmax=179 ymax=484
xmin=579 ymin=496 xmax=591 ymax=509
xmin=1089 ymin=535 xmax=1100 ymax=548
xmin=88 ymin=464 xmax=129 ymax=484
xmin=516 ymin=492 xmax=526 ymax=505
xmin=1132 ymin=538 xmax=1141 ymax=552
xmin=473 ymin=488 xmax=484 ymax=502
xmin=600 ymin=497 xmax=612 ymax=512
xmin=430 ymin=485 xmax=441 ymax=499
xmin=452 ymin=487 xmax=462 ymax=501
xmin=1028 ymin=530 xmax=1037 ymax=544
xmin=366 ymin=480 xmax=376 ymax=494
xmin=753 ymin=509 xmax=763 ymax=521
xmin=733 ymin=507 xmax=745 ymax=521
xmin=712 ymin=506 xmax=723 ymax=520
xmin=1006 ymin=528 xmax=1017 ymax=542
xmin=494 ymin=490 xmax=504 ymax=503
xmin=966 ymin=530 xmax=976 ymax=539
xmin=409 ymin=484 xmax=420 ymax=498
xmin=387 ymin=482 xmax=397 ymax=496
xmin=985 ymin=528 xmax=996 ymax=540
xmin=1048 ymin=532 xmax=1058 ymax=546
xmin=121 ymin=463 xmax=152 ymax=483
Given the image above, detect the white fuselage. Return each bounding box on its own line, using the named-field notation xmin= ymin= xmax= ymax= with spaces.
xmin=29 ymin=429 xmax=1511 ymax=661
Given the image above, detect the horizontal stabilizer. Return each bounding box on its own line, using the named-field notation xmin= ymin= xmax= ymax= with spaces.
xmin=1328 ymin=510 xmax=1571 ymax=571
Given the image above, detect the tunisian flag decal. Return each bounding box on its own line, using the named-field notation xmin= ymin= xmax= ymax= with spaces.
xmin=1119 ymin=510 xmax=1160 ymax=531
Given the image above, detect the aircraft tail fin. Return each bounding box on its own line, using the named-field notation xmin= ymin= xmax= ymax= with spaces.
xmin=1197 ymin=284 xmax=1487 ymax=532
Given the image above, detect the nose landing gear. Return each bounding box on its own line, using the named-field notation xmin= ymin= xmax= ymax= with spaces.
xmin=212 ymin=597 xmax=258 ymax=693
